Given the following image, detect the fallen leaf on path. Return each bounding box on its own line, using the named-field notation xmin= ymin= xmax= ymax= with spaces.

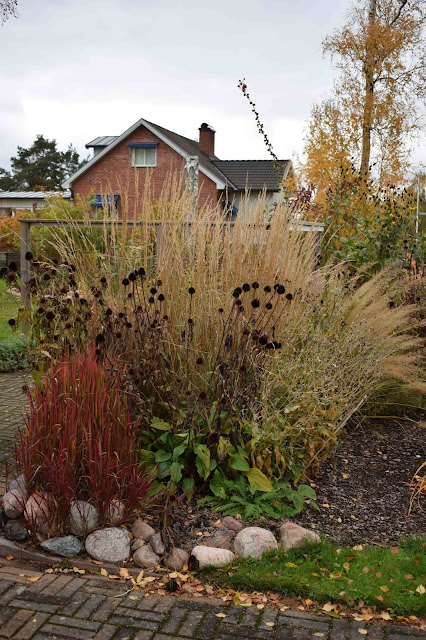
xmin=27 ymin=576 xmax=40 ymax=582
xmin=380 ymin=586 xmax=389 ymax=593
xmin=416 ymin=585 xmax=425 ymax=595
xmin=215 ymin=613 xmax=227 ymax=618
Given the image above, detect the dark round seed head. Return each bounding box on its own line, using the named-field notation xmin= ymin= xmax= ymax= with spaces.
xmin=218 ymin=307 xmax=224 ymax=313
xmin=265 ymin=302 xmax=273 ymax=310
xmin=122 ymin=278 xmax=129 ymax=286
xmin=251 ymin=299 xmax=260 ymax=308
xmin=95 ymin=334 xmax=105 ymax=344
xmin=235 ymin=298 xmax=242 ymax=306
xmin=8 ymin=318 xmax=16 ymax=326
xmin=65 ymin=322 xmax=72 ymax=329
xmin=252 ymin=281 xmax=259 ymax=289
xmin=43 ymin=273 xmax=50 ymax=281
xmin=199 ymin=391 xmax=207 ymax=401
xmin=188 ymin=318 xmax=194 ymax=324
xmin=266 ymin=342 xmax=274 ymax=349
xmin=264 ymin=285 xmax=271 ymax=293
xmin=100 ymin=276 xmax=107 ymax=284
xmin=274 ymin=283 xmax=280 ymax=291
xmin=259 ymin=335 xmax=268 ymax=345
xmin=158 ymin=293 xmax=165 ymax=302
xmin=240 ymin=365 xmax=247 ymax=372
xmin=196 ymin=357 xmax=203 ymax=365
xmin=127 ymin=292 xmax=133 ymax=298
xmin=25 ymin=252 xmax=33 ymax=261
xmin=157 ymin=279 xmax=162 ymax=286
xmin=242 ymin=328 xmax=250 ymax=336
xmin=149 ymin=296 xmax=155 ymax=304
xmin=150 ymin=287 xmax=157 ymax=295
xmin=46 ymin=311 xmax=55 ymax=321
xmin=116 ymin=332 xmax=122 ymax=338
xmin=138 ymin=267 xmax=146 ymax=276
xmin=8 ymin=261 xmax=18 ymax=272
xmin=129 ymin=272 xmax=136 ymax=281
xmin=286 ymin=293 xmax=293 ymax=301
xmin=188 ymin=287 xmax=195 ymax=295
xmin=233 ymin=287 xmax=242 ymax=298
xmin=277 ymin=285 xmax=285 ymax=295
xmin=242 ymin=283 xmax=250 ymax=292
xmin=162 ymin=314 xmax=169 ymax=321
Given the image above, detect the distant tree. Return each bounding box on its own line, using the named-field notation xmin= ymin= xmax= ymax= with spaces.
xmin=1 ymin=0 xmax=18 ymax=24
xmin=304 ymin=0 xmax=426 ymax=194
xmin=0 ymin=135 xmax=82 ymax=191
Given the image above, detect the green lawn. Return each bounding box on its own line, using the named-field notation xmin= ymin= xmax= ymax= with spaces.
xmin=202 ymin=536 xmax=426 ymax=617
xmin=0 ymin=277 xmax=22 ymax=342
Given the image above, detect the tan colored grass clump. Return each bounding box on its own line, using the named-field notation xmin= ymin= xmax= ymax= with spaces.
xmin=43 ymin=172 xmax=425 ymax=476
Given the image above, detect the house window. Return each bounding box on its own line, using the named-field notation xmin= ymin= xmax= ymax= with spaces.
xmin=129 ymin=143 xmax=157 ymax=167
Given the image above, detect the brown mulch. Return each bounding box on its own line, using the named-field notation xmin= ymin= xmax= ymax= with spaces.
xmin=153 ymin=416 xmax=426 ymax=548
xmin=292 ymin=415 xmax=426 ymax=545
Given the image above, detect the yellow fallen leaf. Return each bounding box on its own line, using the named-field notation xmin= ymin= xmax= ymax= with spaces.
xmin=266 ymin=622 xmax=275 ymax=627
xmin=342 ymin=473 xmax=349 ymax=479
xmin=168 ymin=571 xmax=178 ymax=579
xmin=376 ymin=595 xmax=384 ymax=601
xmin=343 ymin=562 xmax=350 ymax=573
xmin=128 ymin=595 xmax=138 ymax=600
xmin=72 ymin=567 xmax=85 ymax=574
xmin=353 ymin=545 xmax=363 ymax=551
xmin=305 ymin=599 xmax=313 ymax=606
xmin=119 ymin=568 xmax=130 ymax=579
xmin=416 ymin=585 xmax=425 ymax=595
xmin=313 ymin=634 xmax=324 ymax=637
xmin=257 ymin=604 xmax=265 ymax=610
xmin=215 ymin=613 xmax=227 ymax=618
xmin=5 ymin=555 xmax=14 ymax=560
xmin=136 ymin=570 xmax=144 ymax=584
xmin=19 ymin=574 xmax=25 ymax=577
xmin=381 ymin=612 xmax=392 ymax=620
xmin=45 ymin=569 xmax=54 ymax=574
xmin=280 ymin=606 xmax=288 ymax=612
xmin=322 ymin=603 xmax=337 ymax=612
xmin=100 ymin=568 xmax=108 ymax=577
xmin=380 ymin=585 xmax=389 ymax=593
xmin=108 ymin=574 xmax=121 ymax=580
xmin=27 ymin=576 xmax=40 ymax=582
xmin=358 ymin=629 xmax=368 ymax=635
xmin=322 ymin=503 xmax=330 ymax=508
xmin=285 ymin=562 xmax=298 ymax=568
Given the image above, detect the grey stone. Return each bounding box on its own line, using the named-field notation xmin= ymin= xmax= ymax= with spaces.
xmin=7 ymin=475 xmax=26 ymax=499
xmin=4 ymin=519 xmax=28 ymax=541
xmin=222 ymin=516 xmax=244 ymax=532
xmin=40 ymin=535 xmax=84 ymax=558
xmin=70 ymin=500 xmax=99 ymax=537
xmin=150 ymin=532 xmax=165 ymax=555
xmin=133 ymin=545 xmax=160 ymax=568
xmin=131 ymin=519 xmax=156 ymax=541
xmin=131 ymin=538 xmax=145 ymax=552
xmin=234 ymin=526 xmax=277 ymax=559
xmin=3 ymin=490 xmax=25 ymax=519
xmin=190 ymin=546 xmax=235 ymax=568
xmin=208 ymin=527 xmax=232 ymax=549
xmin=280 ymin=522 xmax=320 ymax=550
xmin=85 ymin=527 xmax=130 ymax=563
xmin=163 ymin=547 xmax=189 ymax=571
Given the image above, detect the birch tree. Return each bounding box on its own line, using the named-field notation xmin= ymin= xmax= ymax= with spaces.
xmin=305 ymin=0 xmax=426 ymax=193
xmin=1 ymin=0 xmax=18 ymax=23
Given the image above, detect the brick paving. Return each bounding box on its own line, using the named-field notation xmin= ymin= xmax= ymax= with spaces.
xmin=0 ymin=373 xmax=32 ymax=494
xmin=0 ymin=562 xmax=423 ymax=640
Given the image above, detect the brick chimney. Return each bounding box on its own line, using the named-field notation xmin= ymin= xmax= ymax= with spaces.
xmin=198 ymin=123 xmax=215 ymax=158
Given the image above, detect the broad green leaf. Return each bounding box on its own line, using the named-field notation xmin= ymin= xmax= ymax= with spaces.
xmin=151 ymin=418 xmax=171 ymax=431
xmin=231 ymin=453 xmax=250 ymax=472
xmin=172 ymin=445 xmax=186 ymax=461
xmin=182 ymin=478 xmax=195 ymax=493
xmin=170 ymin=462 xmax=183 ymax=484
xmin=155 ymin=449 xmax=171 ymax=463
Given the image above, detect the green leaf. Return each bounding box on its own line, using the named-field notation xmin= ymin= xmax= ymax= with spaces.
xmin=151 ymin=418 xmax=171 ymax=431
xmin=182 ymin=477 xmax=195 ymax=493
xmin=194 ymin=444 xmax=211 ymax=480
xmin=170 ymin=461 xmax=183 ymax=484
xmin=246 ymin=468 xmax=273 ymax=492
xmin=155 ymin=449 xmax=171 ymax=463
xmin=172 ymin=445 xmax=186 ymax=461
xmin=230 ymin=453 xmax=250 ymax=472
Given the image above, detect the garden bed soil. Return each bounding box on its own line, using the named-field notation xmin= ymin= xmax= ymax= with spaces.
xmin=159 ymin=416 xmax=426 ymax=548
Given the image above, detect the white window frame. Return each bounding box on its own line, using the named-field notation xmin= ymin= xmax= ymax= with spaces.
xmin=132 ymin=146 xmax=157 ymax=168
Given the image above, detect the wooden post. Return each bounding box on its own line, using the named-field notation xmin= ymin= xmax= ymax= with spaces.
xmin=19 ymin=220 xmax=31 ymax=334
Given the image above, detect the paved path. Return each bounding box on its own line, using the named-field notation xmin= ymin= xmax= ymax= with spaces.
xmin=0 ymin=373 xmax=31 ymax=494
xmin=0 ymin=561 xmax=424 ymax=640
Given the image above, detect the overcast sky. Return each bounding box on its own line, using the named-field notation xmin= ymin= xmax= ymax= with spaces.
xmin=0 ymin=0 xmax=425 ymax=174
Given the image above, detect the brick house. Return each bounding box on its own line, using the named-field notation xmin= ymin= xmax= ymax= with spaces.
xmin=63 ymin=118 xmax=292 ymax=217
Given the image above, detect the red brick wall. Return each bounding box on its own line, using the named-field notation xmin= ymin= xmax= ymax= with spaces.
xmin=72 ymin=126 xmax=219 ymax=216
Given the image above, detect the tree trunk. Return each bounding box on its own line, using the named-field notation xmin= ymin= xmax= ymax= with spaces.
xmin=360 ymin=0 xmax=377 ymax=178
